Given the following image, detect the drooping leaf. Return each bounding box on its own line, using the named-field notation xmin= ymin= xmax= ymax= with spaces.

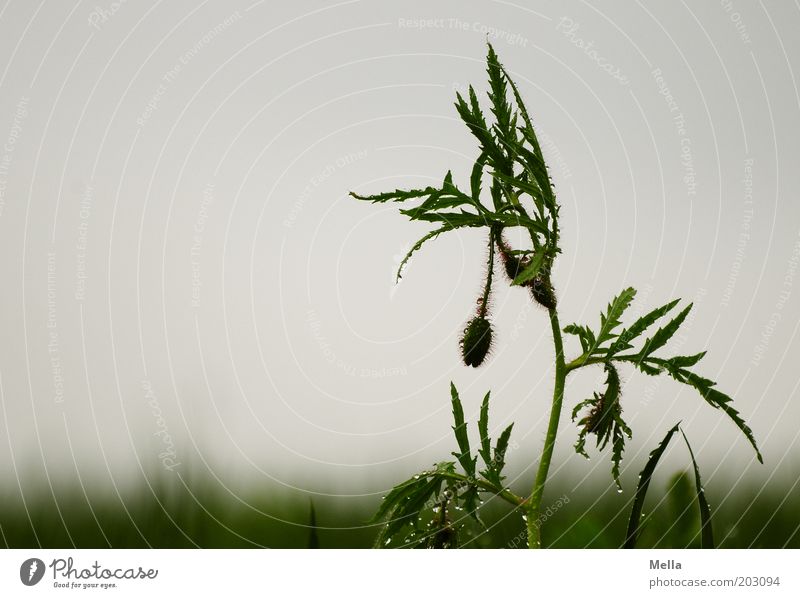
xmin=624 ymin=422 xmax=681 ymax=548
xmin=680 ymin=429 xmax=714 ymax=548
xmin=669 ymin=369 xmax=763 ymax=463
xmin=563 ymin=324 xmax=596 ymax=354
xmin=394 ymin=225 xmax=453 ymax=282
xmin=572 ymin=363 xmax=631 ymax=487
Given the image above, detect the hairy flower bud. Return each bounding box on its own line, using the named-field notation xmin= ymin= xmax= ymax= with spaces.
xmin=531 ymin=275 xmax=557 ymax=309
xmin=460 ymin=316 xmax=493 ymax=367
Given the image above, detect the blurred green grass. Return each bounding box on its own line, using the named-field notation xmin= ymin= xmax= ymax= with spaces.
xmin=1 ymin=471 xmax=797 ymax=548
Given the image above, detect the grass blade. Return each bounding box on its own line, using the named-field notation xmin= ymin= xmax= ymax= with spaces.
xmin=680 ymin=430 xmax=714 ymax=548
xmin=307 ymin=500 xmax=320 ymax=549
xmin=624 ymin=422 xmax=681 ymax=548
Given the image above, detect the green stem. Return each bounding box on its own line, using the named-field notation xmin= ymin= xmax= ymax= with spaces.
xmin=526 ymin=307 xmax=566 ymax=548
xmin=478 ymin=230 xmax=496 ymax=318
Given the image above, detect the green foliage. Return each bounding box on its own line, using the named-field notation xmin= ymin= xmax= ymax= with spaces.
xmin=307 ymin=501 xmax=320 ymax=549
xmin=351 ymin=43 xmax=761 ymax=549
xmin=572 ymin=364 xmax=632 ymax=488
xmin=681 ymin=430 xmax=714 ymax=548
xmin=565 ymin=289 xmax=762 ymax=474
xmin=370 ymin=384 xmax=517 ymax=548
xmin=625 ymin=424 xmax=714 ymax=549
xmin=624 ymin=423 xmax=681 ymax=548
xmin=351 ymin=43 xmax=559 ymax=292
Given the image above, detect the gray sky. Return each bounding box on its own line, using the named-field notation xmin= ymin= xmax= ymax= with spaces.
xmin=0 ymin=0 xmax=798 ymax=501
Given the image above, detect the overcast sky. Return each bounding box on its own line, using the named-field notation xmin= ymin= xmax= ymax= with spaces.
xmin=0 ymin=1 xmax=798 ymax=503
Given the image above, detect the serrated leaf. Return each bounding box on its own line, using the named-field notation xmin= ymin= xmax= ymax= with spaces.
xmin=394 ymin=225 xmax=453 ymax=283
xmin=639 ymin=303 xmax=692 ymax=358
xmin=371 ymin=475 xmax=427 ymax=524
xmin=591 ymin=288 xmax=637 ymax=352
xmin=349 ymin=186 xmax=436 ymax=204
xmin=680 ymin=429 xmax=714 ymax=548
xmin=672 ymin=369 xmax=763 ymax=463
xmin=399 ymin=211 xmax=485 ymax=228
xmin=486 ymin=43 xmax=515 ymax=142
xmin=624 ymin=422 xmax=681 ymax=548
xmin=491 ymin=170 xmax=545 ymax=206
xmin=470 ymin=152 xmax=488 ymax=203
xmin=666 ymin=352 xmax=707 ymax=368
xmin=478 ymin=392 xmax=492 ymax=467
xmin=383 ymin=476 xmax=444 ymax=542
xmin=572 ymin=364 xmax=631 ymax=488
xmin=564 ymin=324 xmax=596 ymax=354
xmin=607 ymin=299 xmax=680 ymax=355
xmin=489 ymin=423 xmax=514 ymax=485
xmin=634 ymin=360 xmax=663 ymax=376
xmin=450 ymin=383 xmax=477 ymax=477
xmin=454 ymin=87 xmax=506 ymax=170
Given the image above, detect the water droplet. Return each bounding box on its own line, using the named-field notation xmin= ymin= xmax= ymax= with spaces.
xmin=617 ymin=487 xmax=623 ymax=494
